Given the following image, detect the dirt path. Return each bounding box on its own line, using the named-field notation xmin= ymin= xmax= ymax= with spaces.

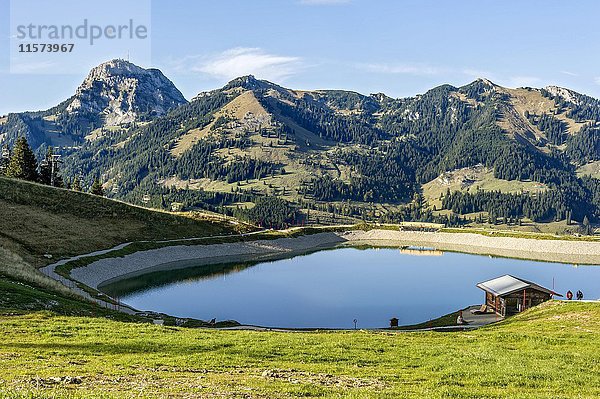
xmin=40 ymin=230 xmax=270 ymax=313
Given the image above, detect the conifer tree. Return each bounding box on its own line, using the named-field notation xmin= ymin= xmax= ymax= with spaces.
xmin=90 ymin=178 xmax=104 ymax=196
xmin=583 ymin=215 xmax=592 ymax=235
xmin=72 ymin=176 xmax=82 ymax=191
xmin=6 ymin=138 xmax=38 ymax=182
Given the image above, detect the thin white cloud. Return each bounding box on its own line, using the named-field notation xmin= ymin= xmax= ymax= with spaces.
xmin=593 ymin=77 xmax=600 ymax=85
xmin=561 ymin=70 xmax=578 ymax=77
xmin=358 ymin=63 xmax=544 ymax=89
xmin=299 ymin=0 xmax=350 ymax=4
xmin=359 ymin=62 xmax=444 ymax=76
xmin=182 ymin=48 xmax=302 ymax=82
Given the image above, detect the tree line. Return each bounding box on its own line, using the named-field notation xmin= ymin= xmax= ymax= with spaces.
xmin=0 ymin=137 xmax=104 ymax=195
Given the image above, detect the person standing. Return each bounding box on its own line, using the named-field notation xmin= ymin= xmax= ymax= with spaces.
xmin=457 ymin=311 xmax=465 ymax=325
xmin=577 ymin=290 xmax=584 ymax=300
xmin=566 ymin=290 xmax=573 ymax=300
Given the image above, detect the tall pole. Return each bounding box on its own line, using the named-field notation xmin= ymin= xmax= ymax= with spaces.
xmin=50 ymin=157 xmax=55 ymax=187
xmin=49 ymin=153 xmax=61 ymax=187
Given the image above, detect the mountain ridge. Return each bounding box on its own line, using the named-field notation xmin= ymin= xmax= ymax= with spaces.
xmin=2 ymin=60 xmax=600 ymax=227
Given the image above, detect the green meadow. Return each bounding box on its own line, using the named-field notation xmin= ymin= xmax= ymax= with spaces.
xmin=1 ymin=300 xmax=599 ymax=398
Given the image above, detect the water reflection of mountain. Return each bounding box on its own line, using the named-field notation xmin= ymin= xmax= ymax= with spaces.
xmin=100 ymin=261 xmax=254 ymax=298
xmin=400 ymin=247 xmax=444 ymax=256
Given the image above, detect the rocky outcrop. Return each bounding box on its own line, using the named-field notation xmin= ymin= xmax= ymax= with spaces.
xmin=66 ymin=59 xmax=187 ymax=125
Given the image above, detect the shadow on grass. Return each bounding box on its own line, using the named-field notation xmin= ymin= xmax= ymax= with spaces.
xmin=2 ymin=340 xmax=239 ymax=356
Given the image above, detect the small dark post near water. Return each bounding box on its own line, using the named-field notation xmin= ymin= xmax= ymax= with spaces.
xmin=390 ymin=318 xmax=399 ymax=328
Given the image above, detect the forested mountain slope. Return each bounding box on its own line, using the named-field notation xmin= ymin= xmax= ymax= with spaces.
xmin=2 ymin=61 xmax=599 ymax=227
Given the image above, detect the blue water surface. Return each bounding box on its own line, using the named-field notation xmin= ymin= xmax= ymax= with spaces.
xmin=113 ymin=248 xmax=598 ymax=328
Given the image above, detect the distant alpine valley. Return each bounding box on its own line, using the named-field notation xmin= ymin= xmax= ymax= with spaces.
xmin=1 ymin=59 xmax=599 ymax=232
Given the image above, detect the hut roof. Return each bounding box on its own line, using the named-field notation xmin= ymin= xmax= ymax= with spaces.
xmin=476 ymin=275 xmax=561 ymax=297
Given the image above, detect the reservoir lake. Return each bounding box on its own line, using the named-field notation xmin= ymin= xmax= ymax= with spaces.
xmin=101 ymin=247 xmax=599 ymax=328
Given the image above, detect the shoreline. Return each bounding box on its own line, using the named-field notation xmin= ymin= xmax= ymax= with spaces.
xmin=68 ymin=229 xmax=600 ymax=291
xmin=341 ymin=230 xmax=600 ymax=265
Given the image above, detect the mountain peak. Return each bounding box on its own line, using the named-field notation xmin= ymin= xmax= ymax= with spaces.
xmin=87 ymin=58 xmax=145 ymax=78
xmin=370 ymin=92 xmax=392 ymax=103
xmin=223 ymin=75 xmax=274 ymax=91
xmin=473 ymin=77 xmax=497 ymax=87
xmin=458 ymin=78 xmax=499 ymax=99
xmin=67 ymin=59 xmax=187 ymax=125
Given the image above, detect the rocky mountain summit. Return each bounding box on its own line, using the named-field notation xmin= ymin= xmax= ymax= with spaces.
xmin=0 ymin=59 xmax=186 ymax=151
xmin=66 ymin=59 xmax=187 ymax=126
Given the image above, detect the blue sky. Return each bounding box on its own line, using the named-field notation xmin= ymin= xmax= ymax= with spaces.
xmin=1 ymin=0 xmax=600 ymax=115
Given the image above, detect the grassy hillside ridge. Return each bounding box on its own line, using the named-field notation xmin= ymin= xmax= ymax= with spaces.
xmin=0 ymin=177 xmax=240 ymax=267
xmin=0 ymin=274 xmax=240 ymax=328
xmin=0 ymin=276 xmax=138 ymax=321
xmin=422 ymin=164 xmax=547 ymax=208
xmin=0 ymin=247 xmax=74 ymax=298
xmin=0 ymin=301 xmax=599 ymax=398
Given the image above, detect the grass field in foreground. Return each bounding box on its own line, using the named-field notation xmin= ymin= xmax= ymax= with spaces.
xmin=1 ymin=301 xmax=599 ymax=398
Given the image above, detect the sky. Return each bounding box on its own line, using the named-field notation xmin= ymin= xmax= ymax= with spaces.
xmin=1 ymin=0 xmax=600 ymax=115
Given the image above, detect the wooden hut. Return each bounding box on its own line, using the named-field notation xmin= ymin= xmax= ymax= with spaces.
xmin=476 ymin=275 xmax=560 ymax=317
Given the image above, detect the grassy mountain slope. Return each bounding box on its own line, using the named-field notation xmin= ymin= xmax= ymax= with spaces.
xmin=422 ymin=164 xmax=548 ymax=208
xmin=0 ymin=177 xmax=240 ymax=267
xmin=0 ymin=274 xmax=138 ymax=320
xmin=0 ymin=176 xmax=243 ymax=320
xmin=1 ymin=300 xmax=599 ymax=398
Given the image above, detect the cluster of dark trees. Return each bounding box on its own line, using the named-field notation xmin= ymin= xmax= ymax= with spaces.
xmin=307 ymin=172 xmax=413 ymax=204
xmin=0 ymin=138 xmax=61 ymax=185
xmin=122 ymin=182 xmax=254 ymax=213
xmin=271 ymin=92 xmax=383 ymax=144
xmin=0 ymin=137 xmax=102 ymax=195
xmin=525 ymin=112 xmax=568 ymax=145
xmin=236 ymin=197 xmax=301 ymax=229
xmin=566 ymin=125 xmax=600 ymax=165
xmin=176 ymin=149 xmax=280 ymax=183
xmin=55 ymin=109 xmax=101 ymax=138
xmin=441 ymin=185 xmax=598 ymax=225
xmin=120 ymin=180 xmax=302 ymax=229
